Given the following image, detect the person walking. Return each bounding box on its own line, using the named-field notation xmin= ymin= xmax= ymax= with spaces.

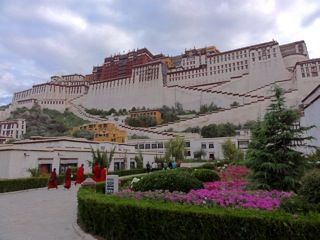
xmin=48 ymin=168 xmax=58 ymax=189
xmin=64 ymin=167 xmax=72 ymax=190
xmin=99 ymin=167 xmax=107 ymax=182
xmin=92 ymin=162 xmax=101 ymax=182
xmin=75 ymin=164 xmax=85 ymax=185
xmin=172 ymin=161 xmax=177 ymax=169
xmin=146 ymin=162 xmax=151 ymax=173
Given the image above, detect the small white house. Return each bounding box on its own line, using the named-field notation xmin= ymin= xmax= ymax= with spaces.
xmin=0 ymin=136 xmax=157 ymax=179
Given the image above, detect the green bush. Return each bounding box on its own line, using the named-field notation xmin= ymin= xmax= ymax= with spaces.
xmin=197 ymin=163 xmax=216 ymax=170
xmin=193 ymin=169 xmax=220 ymax=182
xmin=280 ymin=195 xmax=320 ymax=214
xmin=96 ymin=182 xmax=105 ymax=194
xmin=174 ymin=167 xmax=194 ymax=173
xmin=110 ymin=168 xmax=148 ymax=176
xmin=132 ymin=170 xmax=202 ymax=193
xmin=299 ymin=169 xmax=320 ymax=204
xmin=78 ymin=188 xmax=320 ymax=240
xmin=0 ymin=177 xmax=48 ymax=193
xmin=0 ymin=175 xmax=68 ymax=193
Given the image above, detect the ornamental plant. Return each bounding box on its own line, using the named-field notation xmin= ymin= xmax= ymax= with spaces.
xmin=246 ymin=86 xmax=314 ymax=191
xmin=299 ymin=169 xmax=320 ymax=204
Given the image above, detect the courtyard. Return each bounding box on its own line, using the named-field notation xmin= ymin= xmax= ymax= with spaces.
xmin=0 ymin=186 xmax=94 ymax=240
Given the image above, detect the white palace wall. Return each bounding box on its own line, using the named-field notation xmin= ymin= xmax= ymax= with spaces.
xmin=6 ymin=40 xmax=319 ymax=122
xmin=82 ymin=63 xmax=166 ymax=110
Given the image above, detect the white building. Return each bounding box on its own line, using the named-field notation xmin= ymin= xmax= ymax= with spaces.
xmin=301 ymin=84 xmax=320 ymax=151
xmin=0 ymin=137 xmax=157 ymax=179
xmin=127 ymin=131 xmax=250 ymax=161
xmin=0 ymin=119 xmax=26 ymax=140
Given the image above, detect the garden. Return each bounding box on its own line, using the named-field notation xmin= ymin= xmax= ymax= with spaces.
xmin=78 ymin=87 xmax=320 ymax=239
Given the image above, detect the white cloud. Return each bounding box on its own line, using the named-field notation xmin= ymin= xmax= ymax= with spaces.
xmin=37 ymin=6 xmax=88 ymax=31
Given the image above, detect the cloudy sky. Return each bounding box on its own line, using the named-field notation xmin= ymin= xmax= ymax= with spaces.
xmin=0 ymin=0 xmax=319 ymax=105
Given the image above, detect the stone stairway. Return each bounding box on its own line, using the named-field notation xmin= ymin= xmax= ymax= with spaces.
xmin=151 ymin=89 xmax=298 ymax=132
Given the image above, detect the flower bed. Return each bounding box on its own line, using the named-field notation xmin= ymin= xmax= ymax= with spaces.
xmin=115 ymin=187 xmax=292 ymax=210
xmin=78 ymin=187 xmax=320 ymax=240
xmin=119 ymin=165 xmax=293 ymax=210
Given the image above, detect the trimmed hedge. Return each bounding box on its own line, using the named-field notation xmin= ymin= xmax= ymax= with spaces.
xmin=193 ymin=169 xmax=220 ymax=182
xmin=0 ymin=176 xmax=66 ymax=193
xmin=109 ymin=168 xmax=147 ymax=176
xmin=78 ymin=188 xmax=320 ymax=240
xmin=132 ymin=170 xmax=203 ymax=193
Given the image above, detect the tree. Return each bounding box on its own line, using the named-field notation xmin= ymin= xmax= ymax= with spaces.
xmin=199 ymin=102 xmax=219 ymax=114
xmin=246 ymin=86 xmax=314 ymax=191
xmin=126 ymin=115 xmax=157 ymax=127
xmin=222 ymin=139 xmax=244 ymax=163
xmin=242 ymin=120 xmax=257 ymax=130
xmin=88 ymin=147 xmax=115 ymax=168
xmin=165 ymin=136 xmax=185 ymax=161
xmin=72 ymin=129 xmax=94 ymax=140
xmin=193 ymin=149 xmax=207 ymax=160
xmin=201 ymin=123 xmax=237 ymax=138
xmin=230 ymin=101 xmax=240 ymax=107
xmin=135 ymin=151 xmax=144 ymax=168
xmin=183 ymin=126 xmax=201 ymax=133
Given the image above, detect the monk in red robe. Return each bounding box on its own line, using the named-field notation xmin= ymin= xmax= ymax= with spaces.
xmin=92 ymin=163 xmax=101 ymax=182
xmin=99 ymin=167 xmax=107 ymax=182
xmin=75 ymin=164 xmax=85 ymax=185
xmin=64 ymin=167 xmax=72 ymax=189
xmin=48 ymin=168 xmax=58 ymax=189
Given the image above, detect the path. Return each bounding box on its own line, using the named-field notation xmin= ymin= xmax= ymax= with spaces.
xmin=0 ymin=185 xmax=95 ymax=240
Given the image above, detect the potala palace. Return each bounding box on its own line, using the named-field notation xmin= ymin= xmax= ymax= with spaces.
xmin=1 ymin=40 xmax=320 ymax=137
xmin=1 ymin=39 xmax=320 ymax=178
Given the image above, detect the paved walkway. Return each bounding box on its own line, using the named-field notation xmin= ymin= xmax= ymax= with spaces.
xmin=0 ymin=185 xmax=95 ymax=240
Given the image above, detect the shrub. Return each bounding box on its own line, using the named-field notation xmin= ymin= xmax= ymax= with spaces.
xmin=27 ymin=168 xmax=41 ymax=177
xmin=132 ymin=170 xmax=202 ymax=193
xmin=193 ymin=169 xmax=220 ymax=182
xmin=78 ymin=188 xmax=320 ymax=240
xmin=197 ymin=163 xmax=216 ymax=170
xmin=299 ymin=169 xmax=320 ymax=204
xmin=96 ymin=182 xmax=105 ymax=194
xmin=174 ymin=167 xmax=194 ymax=173
xmin=0 ymin=175 xmax=69 ymax=193
xmin=280 ymin=195 xmax=320 ymax=214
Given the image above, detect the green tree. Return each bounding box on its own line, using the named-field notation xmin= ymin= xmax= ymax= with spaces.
xmin=126 ymin=115 xmax=156 ymax=127
xmin=88 ymin=147 xmax=115 ymax=168
xmin=135 ymin=151 xmax=144 ymax=169
xmin=72 ymin=129 xmax=94 ymax=140
xmin=183 ymin=127 xmax=201 ymax=133
xmin=201 ymin=123 xmax=236 ymax=138
xmin=27 ymin=168 xmax=40 ymax=177
xmin=165 ymin=136 xmax=185 ymax=161
xmin=246 ymin=86 xmax=313 ymax=191
xmin=222 ymin=139 xmax=244 ymax=163
xmin=199 ymin=102 xmax=219 ymax=114
xmin=230 ymin=101 xmax=240 ymax=107
xmin=193 ymin=149 xmax=207 ymax=160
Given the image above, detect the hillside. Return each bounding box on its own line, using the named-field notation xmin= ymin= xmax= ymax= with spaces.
xmin=8 ymin=105 xmax=89 ymax=138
